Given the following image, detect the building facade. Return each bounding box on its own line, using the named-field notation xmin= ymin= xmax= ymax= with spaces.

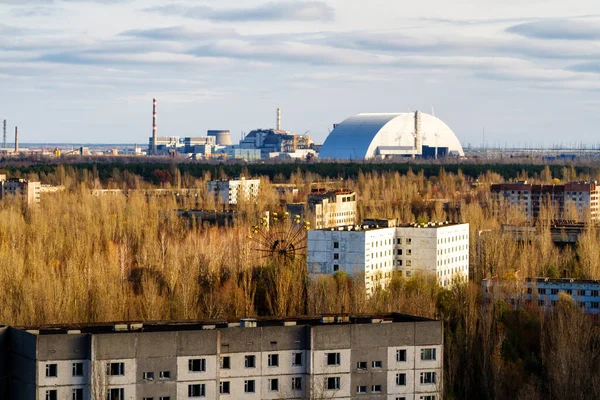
xmin=308 ymin=222 xmax=469 ymax=293
xmin=482 ymin=278 xmax=600 ymax=316
xmin=206 ymin=178 xmax=260 ymax=206
xmin=490 ymin=181 xmax=599 ymax=222
xmin=0 ymin=177 xmax=41 ymax=207
xmin=2 ymin=314 xmax=443 ymax=400
xmin=288 ymin=190 xmax=357 ymax=230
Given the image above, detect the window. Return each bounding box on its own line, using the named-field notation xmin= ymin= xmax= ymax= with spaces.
xmin=538 ymin=288 xmax=546 ymax=294
xmin=407 ymin=249 xmax=412 ymax=255
xmin=159 ymin=371 xmax=171 ymax=380
xmin=292 ymin=377 xmax=302 ymax=391
xmin=107 ymin=362 xmax=125 ymax=376
xmin=551 ymin=288 xmax=559 ymax=295
xmin=220 ymin=356 xmax=230 ymax=369
xmin=269 ymin=378 xmax=279 ymax=391
xmin=46 ymin=363 xmax=58 ymax=378
xmin=592 ymin=302 xmax=599 ymax=309
xmin=421 ymin=348 xmax=437 ymax=361
xmin=372 ymin=360 xmax=382 ymax=368
xmin=396 ymin=397 xmax=407 ymax=400
xmin=356 ymin=361 xmax=367 ymax=370
xmin=592 ymin=290 xmax=599 ymax=297
xmin=72 ymin=389 xmax=83 ymax=400
xmin=527 ymin=287 xmax=532 ymax=294
xmin=220 ymin=381 xmax=230 ymax=394
xmin=268 ymin=353 xmax=279 ymax=367
xmin=159 ymin=397 xmax=170 ymax=400
xmin=406 ymin=238 xmax=412 ymax=244
xmin=372 ymin=385 xmax=382 ymax=393
xmin=293 ymin=352 xmax=303 ymax=366
xmin=420 ymin=396 xmax=436 ymax=400
xmin=333 ymin=253 xmax=339 ymax=260
xmin=143 ymin=398 xmax=154 ymax=400
xmin=333 ymin=264 xmax=339 ymax=272
xmin=396 ymin=373 xmax=406 ymax=386
xmin=566 ymin=289 xmax=573 ymax=295
xmin=357 ymin=385 xmax=367 ymax=393
xmin=189 ymin=358 xmax=206 ymax=372
xmin=333 ymin=241 xmax=339 ymax=248
xmin=396 ymin=349 xmax=407 ymax=362
xmin=244 ymin=380 xmax=256 ymax=393
xmin=577 ymin=289 xmax=585 ymax=296
xmin=72 ymin=362 xmax=83 ymax=377
xmin=108 ymin=388 xmax=124 ymax=400
xmin=326 ymin=352 xmax=341 ymax=366
xmin=406 ymin=261 xmax=412 ymax=267
xmin=245 ymin=355 xmax=256 ymax=368
xmin=46 ymin=390 xmax=57 ymax=400
xmin=188 ymin=383 xmax=205 ymax=398
xmin=327 ymin=377 xmax=341 ymax=390
xmin=420 ymin=372 xmax=437 ymax=384
xmin=143 ymin=371 xmax=154 ymax=381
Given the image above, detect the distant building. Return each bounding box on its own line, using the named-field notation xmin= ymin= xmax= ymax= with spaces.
xmin=0 ymin=177 xmax=41 ymax=207
xmin=207 ymin=177 xmax=260 ymax=205
xmin=308 ymin=221 xmax=469 ymax=294
xmin=2 ymin=313 xmax=443 ymax=400
xmin=490 ymin=181 xmax=600 ymax=222
xmin=240 ymin=129 xmax=314 ymax=158
xmin=288 ymin=189 xmax=357 ymax=229
xmin=483 ymin=277 xmax=600 ymax=315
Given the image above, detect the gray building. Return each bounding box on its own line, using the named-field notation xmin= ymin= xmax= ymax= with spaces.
xmin=1 ymin=314 xmax=443 ymax=399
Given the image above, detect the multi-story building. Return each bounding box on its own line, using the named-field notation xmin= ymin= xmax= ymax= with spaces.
xmin=288 ymin=190 xmax=358 ymax=229
xmin=2 ymin=314 xmax=443 ymax=400
xmin=490 ymin=181 xmax=600 ymax=222
xmin=308 ymin=221 xmax=469 ymax=293
xmin=206 ymin=177 xmax=260 ymax=206
xmin=0 ymin=177 xmax=41 ymax=207
xmin=482 ymin=277 xmax=600 ymax=316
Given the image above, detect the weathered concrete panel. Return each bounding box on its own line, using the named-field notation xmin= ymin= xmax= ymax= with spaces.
xmin=260 ymin=326 xmax=308 ymax=351
xmin=95 ymin=333 xmax=136 ymax=360
xmin=177 ymin=330 xmax=218 ymax=357
xmin=414 ymin=322 xmax=442 ymax=346
xmin=136 ymin=332 xmax=177 ymax=358
xmin=220 ymin=327 xmax=262 ymax=353
xmin=37 ymin=334 xmax=90 ymax=361
xmin=312 ymin=325 xmax=351 ymax=350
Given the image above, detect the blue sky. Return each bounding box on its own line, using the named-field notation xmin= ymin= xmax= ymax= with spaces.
xmin=1 ymin=0 xmax=600 ymax=146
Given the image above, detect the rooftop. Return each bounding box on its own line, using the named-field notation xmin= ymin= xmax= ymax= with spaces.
xmin=316 ymin=221 xmax=461 ymax=232
xmin=12 ymin=313 xmax=434 ymax=336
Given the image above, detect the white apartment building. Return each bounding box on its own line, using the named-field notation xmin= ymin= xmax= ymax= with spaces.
xmin=4 ymin=314 xmax=443 ymax=400
xmin=308 ymin=221 xmax=470 ymax=293
xmin=206 ymin=177 xmax=260 ymax=205
xmin=287 ymin=190 xmax=358 ymax=229
xmin=0 ymin=177 xmax=41 ymax=206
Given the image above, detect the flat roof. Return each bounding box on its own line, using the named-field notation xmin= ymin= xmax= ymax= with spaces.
xmin=13 ymin=313 xmax=435 ymax=335
xmin=315 ymin=222 xmax=464 ymax=232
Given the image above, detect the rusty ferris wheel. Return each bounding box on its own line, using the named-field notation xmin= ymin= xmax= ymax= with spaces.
xmin=248 ymin=212 xmax=310 ymax=264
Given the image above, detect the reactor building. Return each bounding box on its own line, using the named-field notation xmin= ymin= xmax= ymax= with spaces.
xmin=319 ymin=111 xmax=464 ymax=160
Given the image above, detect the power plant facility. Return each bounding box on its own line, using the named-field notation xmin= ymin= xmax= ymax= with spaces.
xmin=319 ymin=111 xmax=464 ymax=160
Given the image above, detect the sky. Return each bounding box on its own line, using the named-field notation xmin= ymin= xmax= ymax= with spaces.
xmin=1 ymin=0 xmax=600 ymax=147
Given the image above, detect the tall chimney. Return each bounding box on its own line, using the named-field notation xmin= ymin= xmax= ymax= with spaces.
xmin=14 ymin=126 xmax=18 ymax=154
xmin=152 ymin=98 xmax=157 ymax=155
xmin=276 ymin=107 xmax=281 ymax=130
xmin=414 ymin=110 xmax=422 ymax=156
xmin=2 ymin=120 xmax=6 ymax=149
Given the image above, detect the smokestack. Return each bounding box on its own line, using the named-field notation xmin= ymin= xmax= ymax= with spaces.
xmin=276 ymin=107 xmax=281 ymax=130
xmin=414 ymin=110 xmax=422 ymax=155
xmin=2 ymin=120 xmax=6 ymax=149
xmin=152 ymin=98 xmax=157 ymax=155
xmin=14 ymin=126 xmax=18 ymax=154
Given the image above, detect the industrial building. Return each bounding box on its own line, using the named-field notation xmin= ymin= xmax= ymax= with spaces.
xmin=207 ymin=177 xmax=260 ymax=206
xmin=287 ymin=189 xmax=357 ymax=230
xmin=1 ymin=313 xmax=443 ymax=400
xmin=319 ymin=111 xmax=464 ymax=160
xmin=308 ymin=221 xmax=469 ymax=294
xmin=0 ymin=176 xmax=41 ymax=207
xmin=482 ymin=278 xmax=600 ymax=316
xmin=490 ymin=181 xmax=600 ymax=222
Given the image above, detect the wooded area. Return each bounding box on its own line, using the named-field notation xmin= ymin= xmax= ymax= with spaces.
xmin=0 ymin=163 xmax=599 ymax=399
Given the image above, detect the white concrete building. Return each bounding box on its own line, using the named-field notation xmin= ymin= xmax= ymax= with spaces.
xmin=287 ymin=190 xmax=358 ymax=230
xmin=308 ymin=221 xmax=469 ymax=294
xmin=207 ymin=177 xmax=260 ymax=205
xmin=1 ymin=177 xmax=41 ymax=207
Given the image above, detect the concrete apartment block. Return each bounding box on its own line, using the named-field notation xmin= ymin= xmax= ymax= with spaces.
xmin=0 ymin=314 xmax=443 ymax=400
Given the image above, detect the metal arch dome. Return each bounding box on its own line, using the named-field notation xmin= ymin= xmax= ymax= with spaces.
xmin=319 ymin=112 xmax=464 ymax=159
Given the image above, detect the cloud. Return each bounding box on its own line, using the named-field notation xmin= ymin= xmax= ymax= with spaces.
xmin=507 ymin=19 xmax=600 ymax=40
xmin=120 ymin=26 xmax=238 ymax=41
xmin=144 ymin=1 xmax=334 ymax=22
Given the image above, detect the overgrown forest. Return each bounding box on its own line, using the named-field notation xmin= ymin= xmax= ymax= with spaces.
xmin=1 ymin=163 xmax=599 ymax=400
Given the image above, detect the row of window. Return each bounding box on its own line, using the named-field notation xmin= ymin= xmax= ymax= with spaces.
xmin=45 ymin=389 xmax=82 ymax=400
xmin=530 ymin=288 xmax=600 ymax=296
xmin=45 ymin=363 xmax=83 ymax=378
